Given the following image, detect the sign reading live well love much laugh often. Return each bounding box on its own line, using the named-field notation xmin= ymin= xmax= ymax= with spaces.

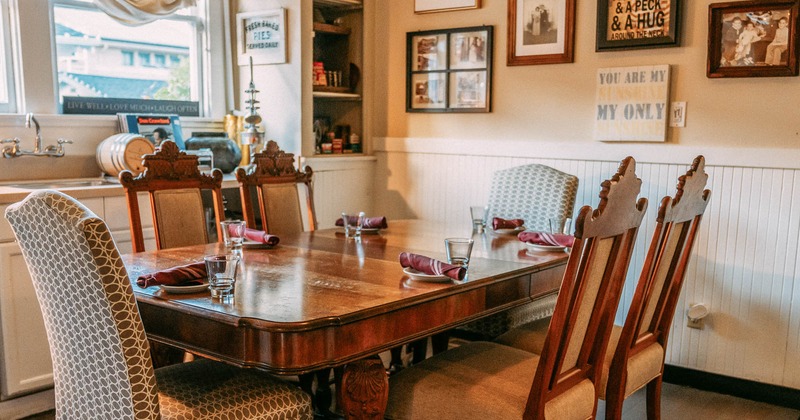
xmin=237 ymin=8 xmax=287 ymax=65
xmin=594 ymin=65 xmax=671 ymax=142
xmin=606 ymin=0 xmax=672 ymax=41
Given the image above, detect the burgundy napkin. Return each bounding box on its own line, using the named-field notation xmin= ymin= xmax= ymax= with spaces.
xmin=517 ymin=231 xmax=575 ymax=248
xmin=492 ymin=217 xmax=525 ymax=230
xmin=136 ymin=262 xmax=206 ymax=288
xmin=235 ymin=226 xmax=280 ymax=246
xmin=335 ymin=216 xmax=388 ymax=230
xmin=399 ymin=252 xmax=466 ymax=281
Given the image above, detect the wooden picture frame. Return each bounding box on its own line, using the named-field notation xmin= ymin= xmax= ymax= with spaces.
xmin=236 ymin=9 xmax=287 ymax=66
xmin=707 ymin=0 xmax=799 ymax=78
xmin=596 ymin=0 xmax=681 ymax=51
xmin=507 ymin=0 xmax=575 ymax=65
xmin=407 ymin=26 xmax=493 ymax=113
xmin=415 ymin=0 xmax=481 ymax=14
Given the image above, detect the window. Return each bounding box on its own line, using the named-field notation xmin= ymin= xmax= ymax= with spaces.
xmin=52 ymin=0 xmax=209 ymax=116
xmin=0 ymin=0 xmax=17 ymax=113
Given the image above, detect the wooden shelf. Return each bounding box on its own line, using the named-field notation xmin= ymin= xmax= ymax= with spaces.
xmin=313 ymin=85 xmax=350 ymax=93
xmin=313 ymin=22 xmax=351 ymax=35
xmin=313 ymin=91 xmax=361 ymax=100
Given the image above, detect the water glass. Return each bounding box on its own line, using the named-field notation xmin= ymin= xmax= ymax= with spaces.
xmin=470 ymin=205 xmax=489 ymax=232
xmin=220 ymin=220 xmax=247 ymax=249
xmin=445 ymin=237 xmax=474 ymax=268
xmin=342 ymin=211 xmax=365 ymax=239
xmin=549 ymin=217 xmax=573 ymax=235
xmin=204 ymin=254 xmax=241 ymax=299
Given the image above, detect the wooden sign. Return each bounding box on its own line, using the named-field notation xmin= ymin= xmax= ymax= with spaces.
xmin=237 ymin=9 xmax=287 ymax=65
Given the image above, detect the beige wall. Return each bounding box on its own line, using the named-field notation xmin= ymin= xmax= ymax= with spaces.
xmin=372 ymin=0 xmax=800 ymax=148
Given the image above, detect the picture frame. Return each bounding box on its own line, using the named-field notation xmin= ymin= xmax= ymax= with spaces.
xmin=507 ymin=0 xmax=575 ymax=65
xmin=236 ymin=8 xmax=287 ymax=66
xmin=596 ymin=0 xmax=681 ymax=51
xmin=407 ymin=26 xmax=493 ymax=113
xmin=707 ymin=0 xmax=799 ymax=78
xmin=415 ymin=0 xmax=481 ymax=14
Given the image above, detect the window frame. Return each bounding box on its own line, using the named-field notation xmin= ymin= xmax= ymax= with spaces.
xmin=0 ymin=0 xmax=19 ymax=113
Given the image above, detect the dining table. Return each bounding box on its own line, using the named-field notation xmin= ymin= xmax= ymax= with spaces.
xmin=123 ymin=219 xmax=568 ymax=419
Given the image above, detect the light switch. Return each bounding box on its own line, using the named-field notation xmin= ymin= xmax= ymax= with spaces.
xmin=670 ymin=102 xmax=686 ymax=127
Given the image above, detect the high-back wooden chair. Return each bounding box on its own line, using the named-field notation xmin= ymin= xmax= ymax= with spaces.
xmin=4 ymin=190 xmax=313 ymax=419
xmin=235 ymin=140 xmax=316 ymax=236
xmin=385 ymin=157 xmax=647 ymax=420
xmin=119 ymin=140 xmax=225 ymax=253
xmin=496 ymin=156 xmax=711 ymax=420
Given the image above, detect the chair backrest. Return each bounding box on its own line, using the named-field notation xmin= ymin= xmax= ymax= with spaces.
xmin=487 ymin=163 xmax=578 ymax=232
xmin=119 ymin=140 xmax=225 ymax=252
xmin=5 ymin=190 xmax=160 ymax=419
xmin=235 ymin=140 xmax=317 ymax=236
xmin=607 ymin=156 xmax=711 ymax=393
xmin=525 ymin=157 xmax=647 ymax=419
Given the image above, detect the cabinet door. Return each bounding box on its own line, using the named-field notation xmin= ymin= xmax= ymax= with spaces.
xmin=0 ymin=242 xmax=53 ymax=399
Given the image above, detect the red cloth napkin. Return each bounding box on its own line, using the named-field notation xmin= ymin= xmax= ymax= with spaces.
xmin=335 ymin=216 xmax=388 ymax=229
xmin=517 ymin=231 xmax=575 ymax=248
xmin=136 ymin=262 xmax=206 ymax=288
xmin=399 ymin=252 xmax=466 ymax=281
xmin=234 ymin=226 xmax=280 ymax=246
xmin=492 ymin=217 xmax=525 ymax=230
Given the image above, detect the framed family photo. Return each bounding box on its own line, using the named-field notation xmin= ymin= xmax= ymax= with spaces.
xmin=407 ymin=26 xmax=493 ymax=112
xmin=507 ymin=0 xmax=575 ymax=65
xmin=596 ymin=0 xmax=681 ymax=51
xmin=707 ymin=0 xmax=799 ymax=78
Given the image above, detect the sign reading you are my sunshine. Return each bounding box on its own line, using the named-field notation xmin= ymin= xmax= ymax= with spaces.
xmin=237 ymin=8 xmax=287 ymax=65
xmin=594 ymin=65 xmax=670 ymax=142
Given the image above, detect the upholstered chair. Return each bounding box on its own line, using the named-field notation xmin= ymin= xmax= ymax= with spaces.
xmin=495 ymin=156 xmax=711 ymax=420
xmin=5 ymin=190 xmax=313 ymax=419
xmin=236 ymin=140 xmax=316 ymax=236
xmin=385 ymin=157 xmax=647 ymax=420
xmin=119 ymin=140 xmax=226 ymax=253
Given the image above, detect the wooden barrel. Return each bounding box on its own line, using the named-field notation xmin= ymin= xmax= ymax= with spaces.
xmin=96 ymin=133 xmax=155 ymax=177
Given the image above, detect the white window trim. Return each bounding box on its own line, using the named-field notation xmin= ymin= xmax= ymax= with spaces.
xmin=0 ymin=0 xmax=20 ymax=113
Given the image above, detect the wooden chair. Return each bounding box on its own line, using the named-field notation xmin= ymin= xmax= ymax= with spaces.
xmin=119 ymin=140 xmax=225 ymax=253
xmin=235 ymin=140 xmax=316 ymax=235
xmin=5 ymin=190 xmax=313 ymax=419
xmin=496 ymin=156 xmax=711 ymax=420
xmin=385 ymin=157 xmax=647 ymax=420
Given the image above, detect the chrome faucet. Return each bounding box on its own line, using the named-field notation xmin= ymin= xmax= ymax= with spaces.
xmin=2 ymin=113 xmax=72 ymax=158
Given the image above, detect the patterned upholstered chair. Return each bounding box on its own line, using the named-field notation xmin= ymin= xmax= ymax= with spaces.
xmin=496 ymin=156 xmax=711 ymax=420
xmin=459 ymin=163 xmax=579 ymax=339
xmin=119 ymin=140 xmax=226 ymax=253
xmin=235 ymin=140 xmax=316 ymax=236
xmin=385 ymin=157 xmax=647 ymax=420
xmin=5 ymin=190 xmax=313 ymax=419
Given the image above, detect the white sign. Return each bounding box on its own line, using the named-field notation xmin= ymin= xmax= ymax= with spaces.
xmin=237 ymin=9 xmax=287 ymax=65
xmin=594 ymin=65 xmax=671 ymax=142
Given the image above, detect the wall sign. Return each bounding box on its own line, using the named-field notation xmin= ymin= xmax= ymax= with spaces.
xmin=237 ymin=9 xmax=287 ymax=65
xmin=597 ymin=0 xmax=681 ymax=51
xmin=594 ymin=65 xmax=671 ymax=142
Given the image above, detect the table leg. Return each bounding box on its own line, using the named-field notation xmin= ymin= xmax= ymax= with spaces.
xmin=337 ymin=357 xmax=388 ymax=420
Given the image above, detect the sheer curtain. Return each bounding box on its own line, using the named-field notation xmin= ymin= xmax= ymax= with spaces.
xmin=93 ymin=0 xmax=196 ymax=25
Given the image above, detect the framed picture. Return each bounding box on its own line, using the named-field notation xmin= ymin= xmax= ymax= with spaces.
xmin=407 ymin=26 xmax=493 ymax=113
xmin=236 ymin=9 xmax=287 ymax=65
xmin=596 ymin=0 xmax=681 ymax=51
xmin=415 ymin=0 xmax=481 ymax=14
xmin=707 ymin=0 xmax=799 ymax=78
xmin=507 ymin=0 xmax=575 ymax=65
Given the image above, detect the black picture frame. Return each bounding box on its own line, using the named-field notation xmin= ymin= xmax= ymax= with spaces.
xmin=707 ymin=0 xmax=799 ymax=78
xmin=406 ymin=26 xmax=493 ymax=113
xmin=597 ymin=0 xmax=681 ymax=51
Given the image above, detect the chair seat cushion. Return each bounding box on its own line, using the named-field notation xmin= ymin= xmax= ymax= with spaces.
xmin=156 ymin=358 xmax=313 ymax=419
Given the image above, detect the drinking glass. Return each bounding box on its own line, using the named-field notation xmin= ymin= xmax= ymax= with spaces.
xmin=470 ymin=205 xmax=489 ymax=232
xmin=204 ymin=254 xmax=241 ymax=299
xmin=445 ymin=238 xmax=474 ymax=268
xmin=342 ymin=211 xmax=365 ymax=239
xmin=220 ymin=220 xmax=246 ymax=249
xmin=548 ymin=217 xmax=573 ymax=235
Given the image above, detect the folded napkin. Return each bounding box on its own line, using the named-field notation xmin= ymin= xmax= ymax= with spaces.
xmin=234 ymin=226 xmax=280 ymax=246
xmin=517 ymin=231 xmax=575 ymax=248
xmin=335 ymin=216 xmax=388 ymax=230
xmin=492 ymin=217 xmax=525 ymax=230
xmin=136 ymin=262 xmax=206 ymax=288
xmin=399 ymin=252 xmax=466 ymax=281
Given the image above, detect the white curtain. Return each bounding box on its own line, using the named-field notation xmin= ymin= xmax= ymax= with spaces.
xmin=93 ymin=0 xmax=196 ymax=25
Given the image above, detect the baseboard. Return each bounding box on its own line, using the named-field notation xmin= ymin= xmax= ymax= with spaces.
xmin=663 ymin=365 xmax=800 ymax=410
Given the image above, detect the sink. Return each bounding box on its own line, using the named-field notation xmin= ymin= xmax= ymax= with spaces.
xmin=2 ymin=179 xmax=118 ymax=190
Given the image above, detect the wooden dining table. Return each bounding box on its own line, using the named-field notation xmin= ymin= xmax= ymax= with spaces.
xmin=123 ymin=219 xmax=568 ymax=419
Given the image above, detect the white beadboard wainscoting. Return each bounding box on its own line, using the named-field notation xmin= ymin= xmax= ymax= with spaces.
xmin=302 ymin=156 xmax=377 ymax=229
xmin=369 ymin=137 xmax=800 ymax=390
